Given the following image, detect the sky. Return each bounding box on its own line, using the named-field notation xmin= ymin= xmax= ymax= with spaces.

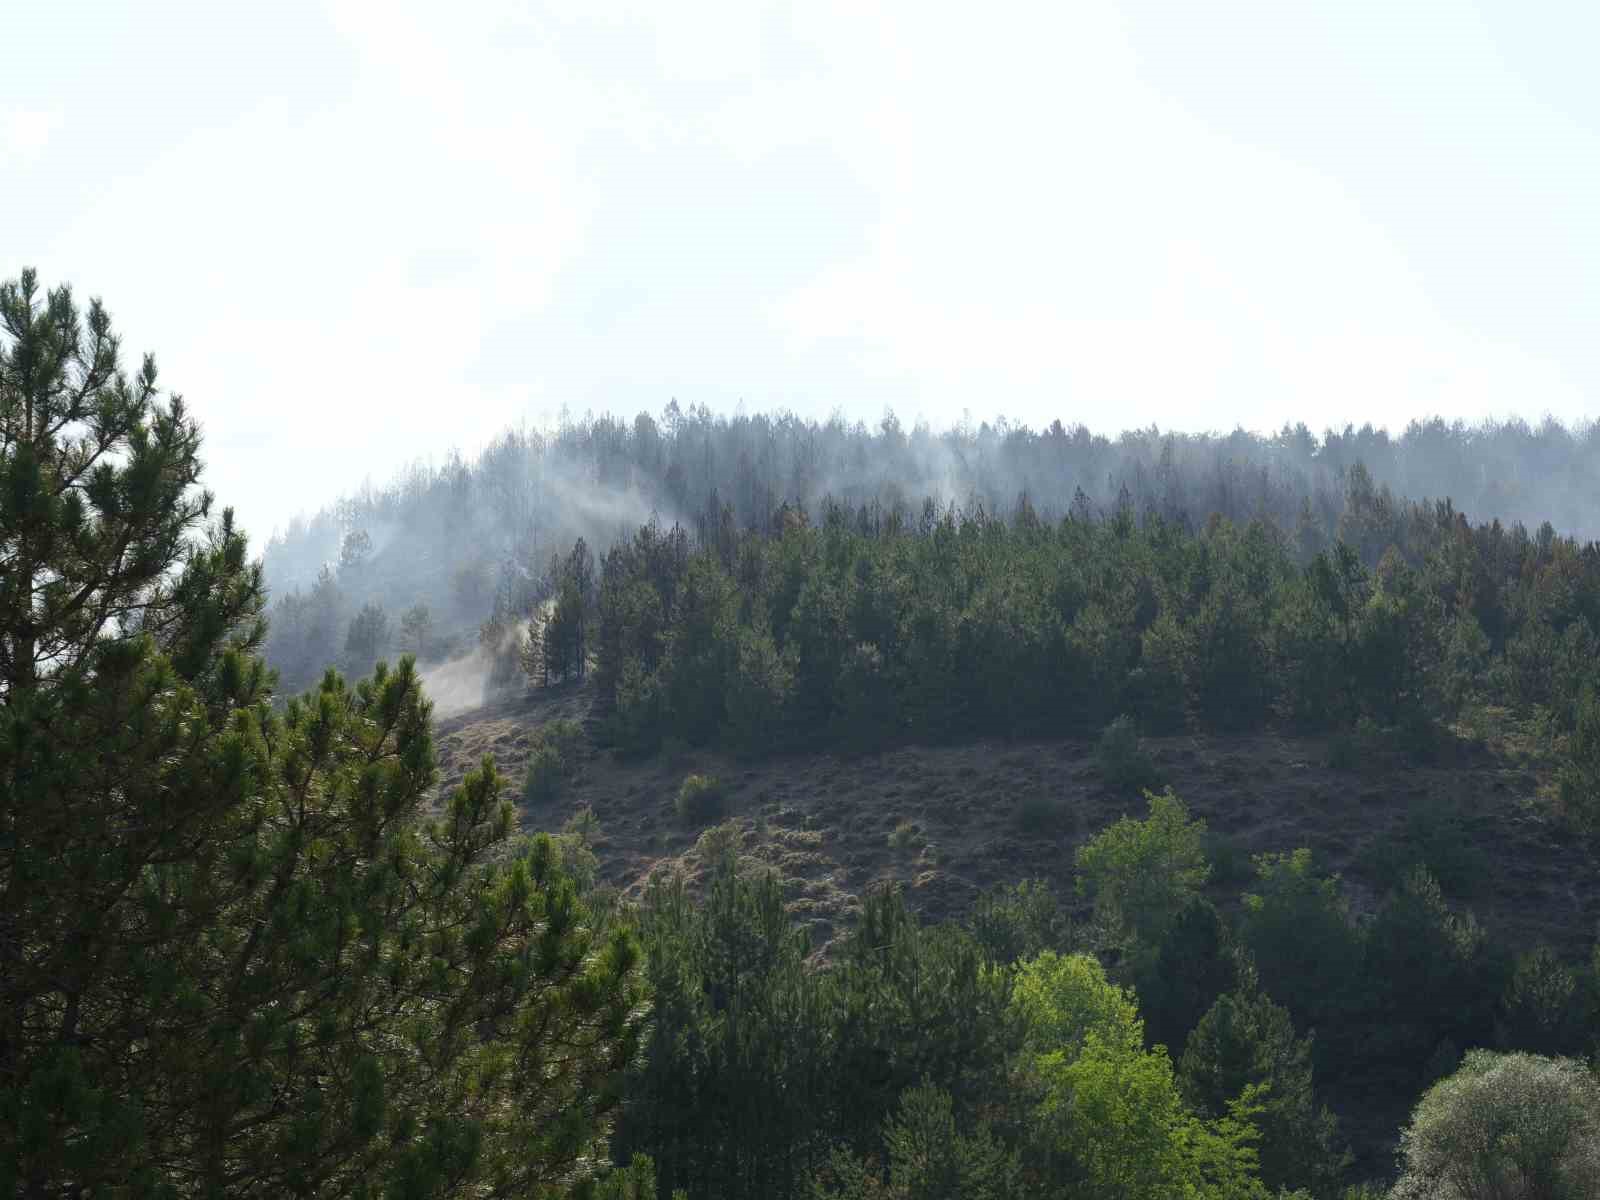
xmin=5 ymin=0 xmax=1597 ymax=541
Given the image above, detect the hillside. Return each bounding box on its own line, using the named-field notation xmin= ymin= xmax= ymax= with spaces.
xmin=438 ymin=683 xmax=1591 ymax=956
xmin=431 ymin=680 xmax=1595 ymax=1178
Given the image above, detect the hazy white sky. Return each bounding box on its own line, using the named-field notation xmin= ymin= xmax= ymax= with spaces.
xmin=6 ymin=1 xmax=1596 ymax=540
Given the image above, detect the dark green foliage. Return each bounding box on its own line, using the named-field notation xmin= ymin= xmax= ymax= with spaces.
xmin=969 ymin=879 xmax=1072 ymax=965
xmin=1014 ymin=791 xmax=1073 ymax=835
xmin=1096 ymin=715 xmax=1164 ymax=794
xmin=1497 ymin=946 xmax=1589 ymax=1058
xmin=1558 ymin=685 xmax=1600 ymax=837
xmin=343 ymin=598 xmax=391 ymax=668
xmin=808 ymin=1082 xmax=1020 ymax=1200
xmin=523 ymin=718 xmax=583 ymax=805
xmin=0 ymin=271 xmax=646 ymax=1197
xmin=722 ymin=618 xmax=797 ymax=755
xmin=1360 ymin=796 xmax=1489 ymax=898
xmin=1179 ymin=985 xmax=1350 ymax=1198
xmin=1129 ymin=614 xmax=1189 ymax=734
xmin=614 ymin=850 xmax=828 ymax=1200
xmin=828 ymin=890 xmax=1019 ymax=1154
xmin=1362 ymin=868 xmax=1503 ymax=1073
xmin=1238 ymin=851 xmax=1365 ymax=1067
xmin=676 ymin=773 xmax=728 ymax=825
xmin=1135 ymin=896 xmax=1238 ymax=1055
xmin=563 ymin=447 xmax=1600 ymax=775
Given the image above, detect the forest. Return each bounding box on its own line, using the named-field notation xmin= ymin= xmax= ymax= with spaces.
xmin=8 ymin=270 xmax=1600 ymax=1199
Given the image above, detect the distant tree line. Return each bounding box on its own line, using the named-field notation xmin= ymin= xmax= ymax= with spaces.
xmin=258 ymin=402 xmax=1600 ymax=698
xmin=575 ymin=483 xmax=1598 ymax=773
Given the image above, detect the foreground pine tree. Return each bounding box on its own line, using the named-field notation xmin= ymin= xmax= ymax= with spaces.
xmin=0 ymin=270 xmax=645 ymax=1197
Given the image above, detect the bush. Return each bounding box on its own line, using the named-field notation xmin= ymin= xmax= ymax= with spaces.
xmin=1360 ymin=797 xmax=1488 ymax=899
xmin=1497 ymin=946 xmax=1588 ymax=1058
xmin=887 ymin=819 xmax=921 ymax=853
xmin=970 ymin=879 xmax=1072 ymax=964
xmin=1326 ymin=716 xmax=1381 ymax=771
xmin=1015 ymin=792 xmax=1073 ymax=835
xmin=522 ymin=718 xmax=584 ymax=805
xmin=1391 ymin=1050 xmax=1600 ymax=1200
xmin=676 ymin=774 xmax=727 ymax=826
xmin=1095 ymin=715 xmax=1163 ymax=794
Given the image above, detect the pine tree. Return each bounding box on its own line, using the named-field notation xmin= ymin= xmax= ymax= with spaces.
xmin=0 ymin=271 xmax=645 ymax=1197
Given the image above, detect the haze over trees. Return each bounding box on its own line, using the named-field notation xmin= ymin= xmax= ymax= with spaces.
xmin=10 ymin=271 xmax=1600 ymax=1198
xmin=259 ymin=401 xmax=1599 ymax=701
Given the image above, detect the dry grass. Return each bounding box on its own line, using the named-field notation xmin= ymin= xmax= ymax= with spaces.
xmin=433 ymin=685 xmax=1599 ymax=960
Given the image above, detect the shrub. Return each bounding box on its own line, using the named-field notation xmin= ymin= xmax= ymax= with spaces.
xmin=1391 ymin=1050 xmax=1600 ymax=1200
xmin=970 ymin=879 xmax=1072 ymax=964
xmin=522 ymin=718 xmax=584 ymax=805
xmin=887 ymin=819 xmax=921 ymax=853
xmin=1497 ymin=946 xmax=1588 ymax=1058
xmin=524 ymin=743 xmax=564 ymax=805
xmin=1360 ymin=796 xmax=1488 ymax=898
xmin=1326 ymin=716 xmax=1381 ymax=771
xmin=1016 ymin=792 xmax=1072 ymax=835
xmin=1095 ymin=714 xmax=1164 ymax=794
xmin=676 ymin=773 xmax=727 ymax=826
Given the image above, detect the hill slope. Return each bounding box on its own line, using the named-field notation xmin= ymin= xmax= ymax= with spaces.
xmin=435 ymin=683 xmax=1594 ymax=961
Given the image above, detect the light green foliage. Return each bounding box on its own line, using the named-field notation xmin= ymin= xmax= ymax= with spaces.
xmin=0 ymin=272 xmax=646 ymax=1197
xmin=1010 ymin=953 xmax=1271 ymax=1199
xmin=675 ymin=773 xmax=727 ymax=825
xmin=1075 ymin=787 xmax=1210 ymax=952
xmin=1391 ymin=1050 xmax=1600 ymax=1200
xmin=1011 ymin=952 xmax=1144 ymax=1060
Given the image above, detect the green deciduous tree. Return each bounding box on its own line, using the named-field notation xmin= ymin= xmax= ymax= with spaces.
xmin=1391 ymin=1050 xmax=1600 ymax=1200
xmin=0 ymin=272 xmax=646 ymax=1198
xmin=1075 ymin=788 xmax=1210 ymax=959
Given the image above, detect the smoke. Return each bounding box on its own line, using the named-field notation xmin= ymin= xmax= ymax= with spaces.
xmin=418 ymin=647 xmax=492 ymax=719
xmin=260 ymin=407 xmax=1600 ymax=706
